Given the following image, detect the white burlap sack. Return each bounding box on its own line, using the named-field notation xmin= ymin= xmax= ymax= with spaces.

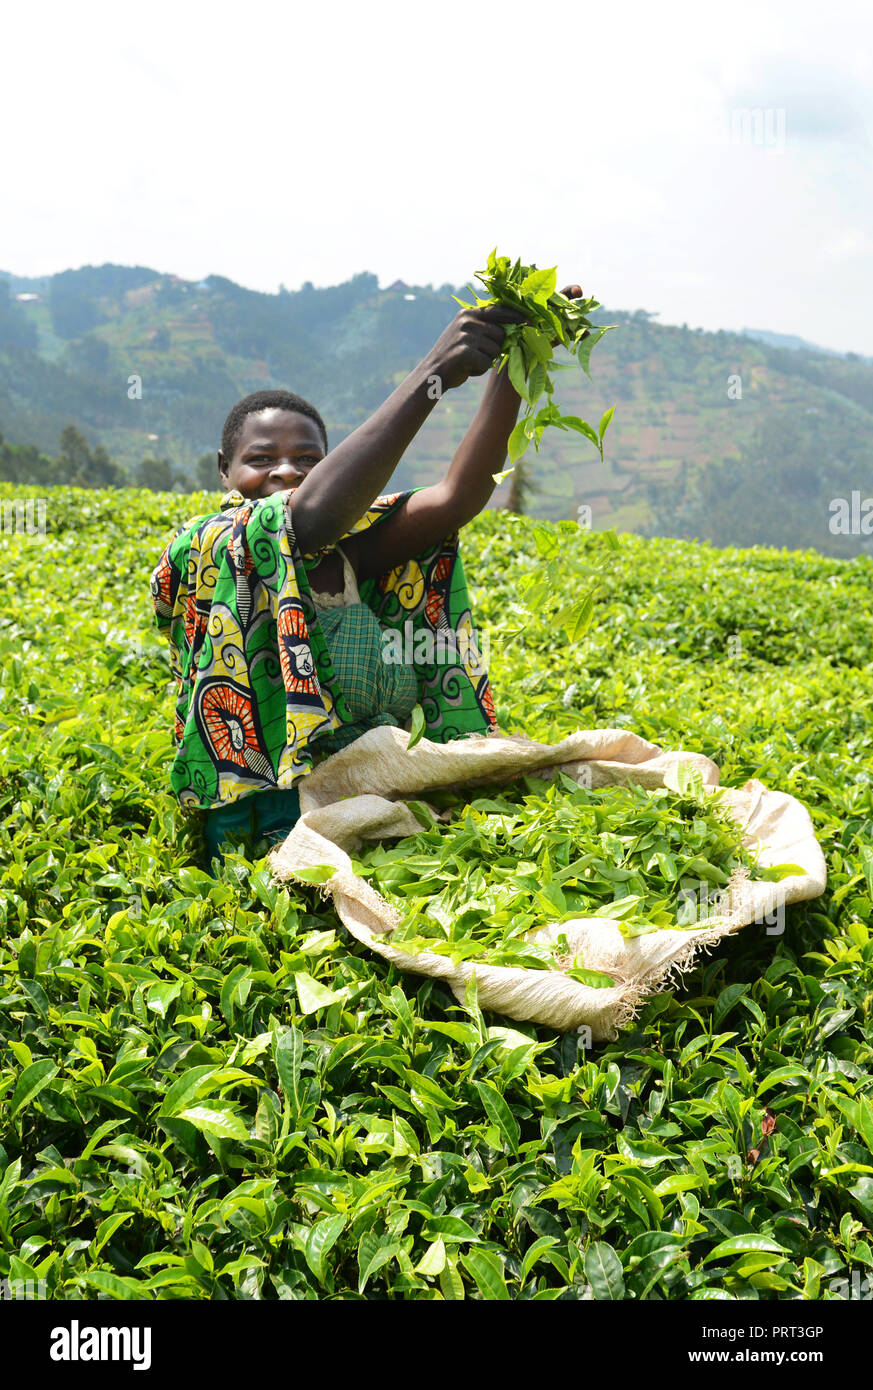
xmin=268 ymin=726 xmax=827 ymax=1040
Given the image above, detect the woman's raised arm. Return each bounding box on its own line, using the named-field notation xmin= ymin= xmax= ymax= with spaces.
xmin=288 ymin=304 xmax=524 ymax=555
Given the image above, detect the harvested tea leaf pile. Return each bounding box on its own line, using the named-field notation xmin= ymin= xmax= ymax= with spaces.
xmin=351 ymin=771 xmax=761 ymax=977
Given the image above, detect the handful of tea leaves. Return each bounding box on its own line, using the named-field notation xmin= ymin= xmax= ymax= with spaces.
xmin=454 ymin=248 xmax=617 ymax=471
xmin=350 ymin=771 xmax=769 ymax=979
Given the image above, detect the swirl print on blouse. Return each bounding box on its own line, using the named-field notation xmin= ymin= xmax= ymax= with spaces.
xmin=150 ymin=487 xmax=498 ymax=812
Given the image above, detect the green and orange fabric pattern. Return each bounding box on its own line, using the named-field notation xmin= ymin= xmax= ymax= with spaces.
xmin=150 ymin=487 xmax=497 ymax=814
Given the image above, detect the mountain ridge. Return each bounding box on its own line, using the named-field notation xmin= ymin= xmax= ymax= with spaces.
xmin=1 ymin=262 xmax=872 ymax=554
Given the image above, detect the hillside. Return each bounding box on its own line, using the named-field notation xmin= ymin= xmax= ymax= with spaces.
xmin=0 ymin=479 xmax=871 ymax=1301
xmin=1 ymin=264 xmax=873 ymax=554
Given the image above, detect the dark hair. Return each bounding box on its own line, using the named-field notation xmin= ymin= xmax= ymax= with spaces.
xmin=221 ymin=389 xmax=328 ymax=460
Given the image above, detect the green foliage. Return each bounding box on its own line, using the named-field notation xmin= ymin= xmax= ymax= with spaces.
xmin=506 ymin=516 xmax=620 ymax=645
xmin=57 ymin=425 xmax=125 ymax=490
xmin=0 ymin=483 xmax=872 ymax=1300
xmin=0 ymin=426 xmax=126 ymax=490
xmin=136 ymin=456 xmax=175 ymax=493
xmin=454 ymin=249 xmax=616 ymax=471
xmin=0 ymin=435 xmax=55 ymax=487
xmin=195 ymin=452 xmax=219 ymax=492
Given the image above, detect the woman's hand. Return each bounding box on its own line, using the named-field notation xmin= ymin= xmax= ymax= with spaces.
xmin=427 ymin=304 xmax=527 ymax=392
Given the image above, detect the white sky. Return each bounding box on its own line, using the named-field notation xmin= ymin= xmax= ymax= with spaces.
xmin=3 ymin=0 xmax=872 ymax=352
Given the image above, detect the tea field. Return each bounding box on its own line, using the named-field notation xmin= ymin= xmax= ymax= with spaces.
xmin=1 ymin=482 xmax=873 ymax=1301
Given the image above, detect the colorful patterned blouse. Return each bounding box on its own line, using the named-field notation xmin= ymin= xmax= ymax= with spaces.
xmin=150 ymin=487 xmax=496 ymax=811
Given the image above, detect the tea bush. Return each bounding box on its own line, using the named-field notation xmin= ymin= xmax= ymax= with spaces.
xmin=0 ymin=483 xmax=871 ymax=1301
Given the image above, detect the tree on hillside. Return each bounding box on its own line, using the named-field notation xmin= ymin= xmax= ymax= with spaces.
xmin=57 ymin=425 xmax=92 ymax=479
xmin=137 ymin=456 xmax=175 ymax=492
xmin=69 ymin=335 xmax=111 ymax=377
xmin=57 ymin=425 xmax=124 ymax=488
xmin=0 ymin=426 xmax=127 ymax=488
xmin=0 ymin=434 xmax=55 ymax=485
xmin=505 ymin=458 xmax=539 ymax=516
xmin=87 ymin=444 xmax=124 ymax=488
xmin=194 ymin=452 xmax=220 ymax=491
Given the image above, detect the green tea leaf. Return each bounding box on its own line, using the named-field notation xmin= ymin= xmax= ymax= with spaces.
xmin=474 ymin=1080 xmax=520 ymax=1153
xmin=294 ymin=864 xmax=338 ymax=885
xmin=294 ymin=972 xmax=349 ymax=1015
xmin=508 ymin=345 xmax=529 ymax=401
xmin=577 ymin=325 xmax=612 ymax=377
xmin=305 ymin=1213 xmax=346 ymax=1282
xmin=415 ymin=1237 xmax=447 ymax=1277
xmin=147 ymin=980 xmax=182 ymax=1017
xmin=519 ymin=266 xmax=558 ymax=301
xmin=616 ymin=1133 xmax=675 ymax=1167
xmin=704 ymin=1235 xmax=789 ymax=1262
xmin=554 ymin=592 xmax=596 ymax=643
xmin=175 ymin=1106 xmax=250 ymax=1143
xmin=583 ymin=1241 xmax=625 ymax=1299
xmin=565 ymin=966 xmax=616 ymax=989
xmin=358 ymin=1231 xmax=401 ymax=1292
xmin=406 ymin=703 xmax=427 ymax=751
xmin=9 ymin=1059 xmax=58 ymax=1120
xmin=461 ymin=1247 xmax=510 ymax=1299
xmin=274 ymin=1026 xmax=304 ymax=1113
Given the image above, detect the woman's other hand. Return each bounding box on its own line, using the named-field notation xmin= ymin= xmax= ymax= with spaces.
xmin=549 ymin=283 xmax=587 ymax=348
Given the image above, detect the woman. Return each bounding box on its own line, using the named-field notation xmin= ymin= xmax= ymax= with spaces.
xmin=151 ymin=288 xmax=584 ymax=864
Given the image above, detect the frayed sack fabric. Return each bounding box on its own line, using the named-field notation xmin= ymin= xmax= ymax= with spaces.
xmin=267 ymin=726 xmax=827 ymax=1041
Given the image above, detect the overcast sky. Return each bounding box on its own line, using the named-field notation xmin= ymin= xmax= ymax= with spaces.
xmin=3 ymin=0 xmax=871 ymax=353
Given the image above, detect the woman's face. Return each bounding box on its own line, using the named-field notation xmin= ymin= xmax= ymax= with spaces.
xmin=218 ymin=408 xmax=326 ymax=500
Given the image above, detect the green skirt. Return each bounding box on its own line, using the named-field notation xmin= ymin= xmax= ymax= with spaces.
xmin=204 ymin=786 xmax=301 ymax=864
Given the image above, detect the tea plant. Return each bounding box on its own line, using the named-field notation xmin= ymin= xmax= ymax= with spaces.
xmin=0 ymin=481 xmax=871 ymax=1301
